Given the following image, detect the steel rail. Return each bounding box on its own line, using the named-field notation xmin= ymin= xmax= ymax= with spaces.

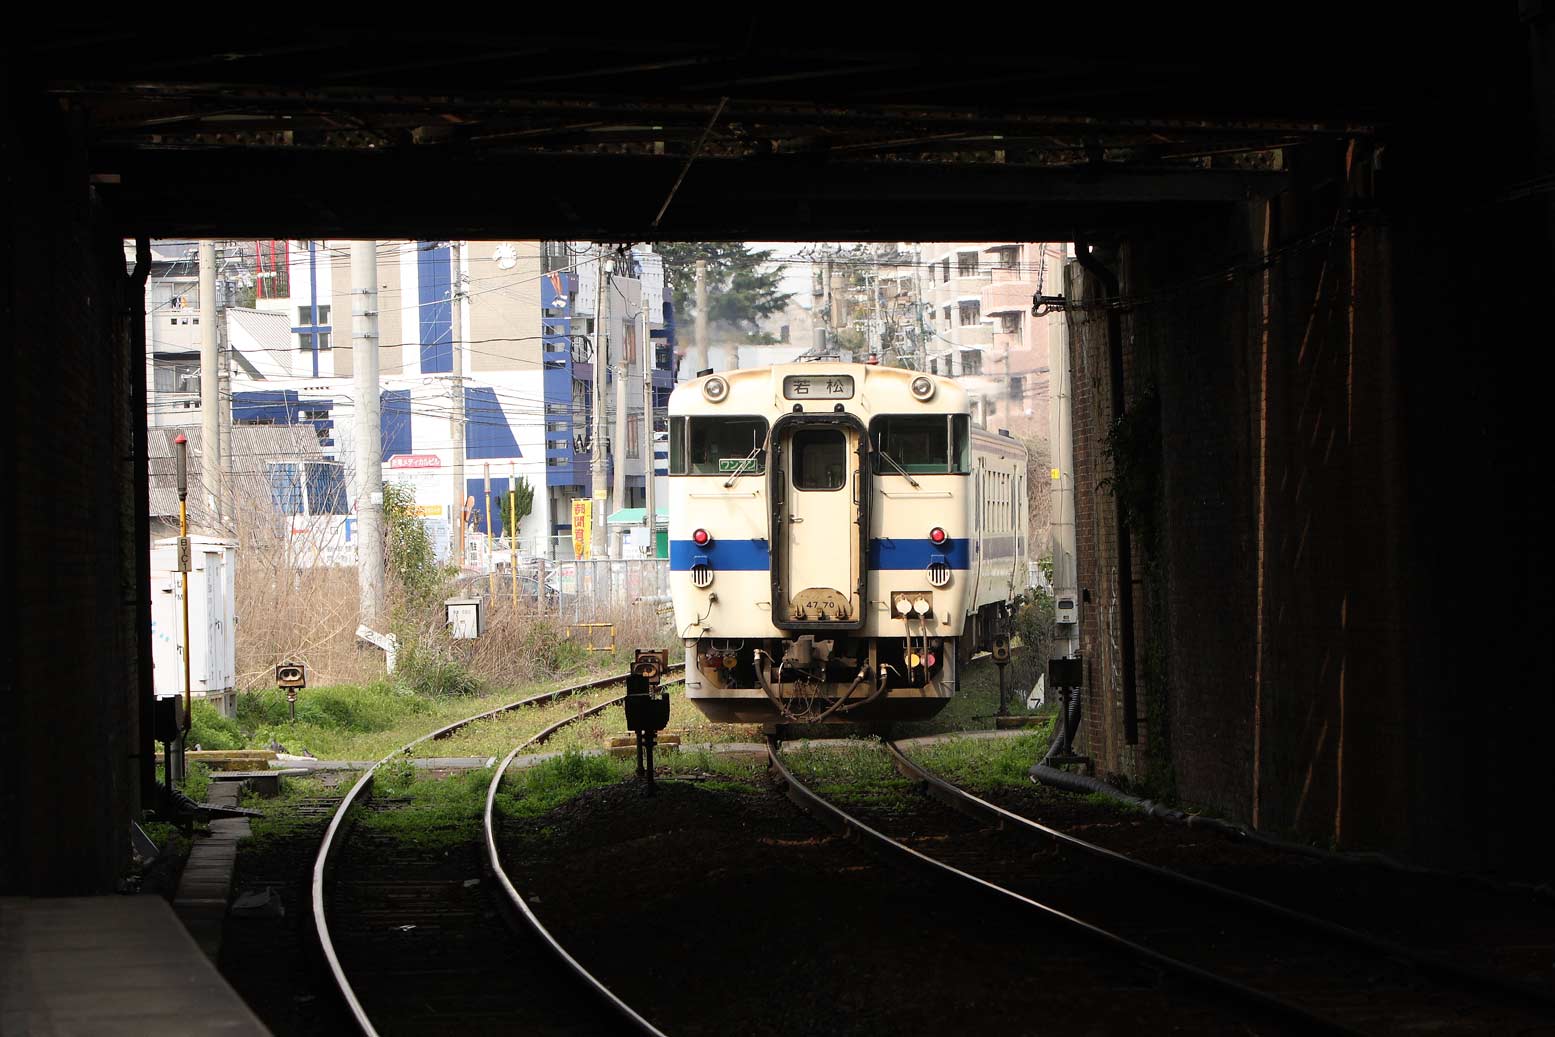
xmin=310 ymin=665 xmax=680 ymax=1037
xmin=766 ymin=738 xmax=1352 ymax=1035
xmin=483 ymin=679 xmax=684 ymax=1037
xmin=885 ymin=739 xmax=1555 ymax=1019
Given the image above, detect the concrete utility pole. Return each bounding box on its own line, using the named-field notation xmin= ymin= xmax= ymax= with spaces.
xmin=452 ymin=242 xmax=469 ymax=568
xmin=350 ymin=240 xmax=384 ymax=626
xmin=199 ymin=241 xmax=223 ymax=524
xmin=693 ymin=257 xmax=709 ymax=373
xmin=642 ymin=301 xmax=656 ymax=559
xmin=612 ymin=277 xmax=631 ymax=558
xmin=590 ymin=246 xmax=610 ymax=560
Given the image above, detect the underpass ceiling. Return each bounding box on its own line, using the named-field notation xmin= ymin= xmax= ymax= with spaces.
xmin=12 ymin=22 xmax=1512 ymax=239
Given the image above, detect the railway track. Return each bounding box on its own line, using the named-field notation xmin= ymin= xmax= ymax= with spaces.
xmin=312 ymin=667 xmax=680 ymax=1036
xmin=768 ymin=735 xmax=1555 ymax=1034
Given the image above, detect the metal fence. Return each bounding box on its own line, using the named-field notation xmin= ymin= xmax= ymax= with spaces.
xmin=549 ymin=558 xmax=671 ymax=622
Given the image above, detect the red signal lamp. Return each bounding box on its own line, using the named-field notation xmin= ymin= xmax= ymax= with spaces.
xmin=692 ymin=528 xmax=712 ymax=546
xmin=928 ymin=527 xmax=947 ymax=545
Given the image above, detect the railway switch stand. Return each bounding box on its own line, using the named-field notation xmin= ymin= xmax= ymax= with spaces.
xmin=625 ymin=649 xmax=671 ymax=794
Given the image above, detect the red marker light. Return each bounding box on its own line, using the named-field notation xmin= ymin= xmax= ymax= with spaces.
xmin=692 ymin=528 xmax=711 ymax=546
xmin=925 ymin=652 xmax=937 ymax=668
xmin=928 ymin=527 xmax=947 ymax=544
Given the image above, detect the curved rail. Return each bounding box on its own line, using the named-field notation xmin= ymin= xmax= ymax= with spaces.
xmin=481 ymin=678 xmax=685 ymax=1037
xmin=885 ymin=739 xmax=1555 ymax=1018
xmin=766 ymin=738 xmax=1350 ymax=1034
xmin=311 ymin=666 xmax=680 ymax=1037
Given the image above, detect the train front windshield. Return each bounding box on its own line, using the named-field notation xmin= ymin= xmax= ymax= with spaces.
xmin=669 ymin=416 xmax=768 ymax=475
xmin=870 ymin=414 xmax=971 ymax=474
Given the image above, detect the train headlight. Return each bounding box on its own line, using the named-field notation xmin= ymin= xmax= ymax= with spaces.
xmin=703 ymin=376 xmax=729 ymax=403
xmin=692 ymin=528 xmax=712 ymax=547
xmin=910 ymin=376 xmax=936 ymax=401
xmin=928 ymin=527 xmax=947 ymax=545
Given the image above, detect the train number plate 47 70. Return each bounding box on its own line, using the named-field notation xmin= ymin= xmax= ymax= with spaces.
xmin=790 ymin=587 xmax=850 ymax=621
xmin=783 ymin=374 xmax=854 ymax=400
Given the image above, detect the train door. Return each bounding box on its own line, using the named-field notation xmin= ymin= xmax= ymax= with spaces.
xmin=778 ymin=424 xmax=861 ymax=623
xmin=968 ymin=462 xmax=984 ymax=607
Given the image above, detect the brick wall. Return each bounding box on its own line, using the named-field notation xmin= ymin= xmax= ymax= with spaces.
xmin=3 ymin=102 xmax=142 ymax=893
xmin=1065 ymin=134 xmax=1555 ymax=873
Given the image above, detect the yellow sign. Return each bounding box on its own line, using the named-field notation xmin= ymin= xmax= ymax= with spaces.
xmin=571 ymin=498 xmax=592 ymax=559
xmin=1051 ymin=468 xmax=1061 ymax=480
xmin=413 ymin=505 xmax=444 ymax=517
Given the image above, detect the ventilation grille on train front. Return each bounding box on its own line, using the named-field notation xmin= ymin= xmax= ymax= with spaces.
xmin=691 ymin=563 xmax=714 ymax=589
xmin=927 ymin=561 xmax=951 ymax=588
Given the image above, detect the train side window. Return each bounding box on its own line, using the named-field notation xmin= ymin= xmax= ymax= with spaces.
xmin=684 ymin=416 xmax=767 ymax=476
xmin=952 ymin=416 xmax=971 ymax=474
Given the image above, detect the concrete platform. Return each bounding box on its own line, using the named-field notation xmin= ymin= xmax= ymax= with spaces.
xmin=175 ymin=781 xmax=250 ymax=958
xmin=1 ymin=895 xmax=270 ymax=1035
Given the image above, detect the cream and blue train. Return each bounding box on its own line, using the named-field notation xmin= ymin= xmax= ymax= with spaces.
xmin=668 ymin=362 xmax=1030 ymax=724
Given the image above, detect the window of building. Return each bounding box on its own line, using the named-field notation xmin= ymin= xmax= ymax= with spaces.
xmin=962 ymin=349 xmax=984 ymax=375
xmin=1000 ymin=313 xmax=1020 ymax=334
xmin=296 ymin=305 xmax=332 ymax=349
xmin=941 ymin=257 xmax=950 ymax=281
xmin=942 ymin=305 xmax=952 ymax=324
xmin=1009 ymin=375 xmax=1026 ymax=402
xmin=993 ymin=247 xmax=1018 ymax=270
xmin=959 ymin=301 xmax=981 ymax=325
xmin=958 ymin=252 xmax=979 ymax=276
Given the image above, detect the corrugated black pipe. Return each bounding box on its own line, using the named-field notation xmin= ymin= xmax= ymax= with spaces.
xmin=1073 ymin=238 xmax=1139 ymax=745
xmin=1041 ymin=681 xmax=1086 ymax=765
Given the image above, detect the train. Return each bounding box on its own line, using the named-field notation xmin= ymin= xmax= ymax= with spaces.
xmin=667 ymin=362 xmax=1030 ymax=724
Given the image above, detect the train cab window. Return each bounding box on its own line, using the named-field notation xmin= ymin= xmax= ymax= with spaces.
xmin=871 ymin=414 xmax=972 ymax=474
xmin=674 ymin=416 xmax=767 ymax=476
xmin=791 ymin=428 xmax=847 ymax=490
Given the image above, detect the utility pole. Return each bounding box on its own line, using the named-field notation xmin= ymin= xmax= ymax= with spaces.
xmin=914 ymin=244 xmax=928 ymax=373
xmin=217 ymin=254 xmax=232 ymax=519
xmin=590 ymin=246 xmax=610 ymax=560
xmin=351 ymin=240 xmax=383 ymax=626
xmin=199 ymin=241 xmax=223 ymax=525
xmin=693 ymin=257 xmax=709 ymax=374
xmin=452 ymin=242 xmax=469 ymax=568
xmin=641 ymin=300 xmax=656 ymax=559
xmin=612 ymin=272 xmax=630 ymax=558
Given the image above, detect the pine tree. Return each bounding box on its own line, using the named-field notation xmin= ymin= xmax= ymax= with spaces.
xmin=656 ymin=243 xmax=792 ymax=336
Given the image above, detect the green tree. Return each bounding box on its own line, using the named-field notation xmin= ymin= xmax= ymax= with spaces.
xmin=499 ymin=476 xmax=534 ymax=537
xmin=656 ymin=243 xmax=792 ymax=337
xmin=382 ymin=482 xmax=443 ymax=603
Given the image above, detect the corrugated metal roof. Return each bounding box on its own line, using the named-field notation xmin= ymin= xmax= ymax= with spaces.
xmin=226 ymin=307 xmax=293 ymax=355
xmin=148 ymin=424 xmax=326 ymax=518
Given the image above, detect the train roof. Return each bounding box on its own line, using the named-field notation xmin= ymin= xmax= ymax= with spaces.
xmin=669 ymin=362 xmax=969 ymax=416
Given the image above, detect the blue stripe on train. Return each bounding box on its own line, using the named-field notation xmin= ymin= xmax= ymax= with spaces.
xmin=670 ymin=537 xmax=976 ymax=571
xmin=670 ymin=539 xmax=771 ymax=570
xmin=868 ymin=537 xmax=971 ymax=570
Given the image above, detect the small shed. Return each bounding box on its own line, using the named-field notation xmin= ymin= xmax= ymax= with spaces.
xmin=605 ymin=507 xmax=668 ymax=559
xmin=150 ymin=536 xmax=238 ymax=716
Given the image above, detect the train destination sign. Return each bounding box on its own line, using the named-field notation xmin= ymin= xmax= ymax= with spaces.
xmin=783 ymin=374 xmax=854 ymax=400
